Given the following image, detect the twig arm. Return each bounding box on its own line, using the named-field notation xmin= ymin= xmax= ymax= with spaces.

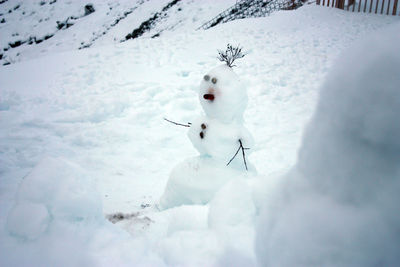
xmin=164 ymin=117 xmax=192 ymax=128
xmin=227 ymin=144 xmax=241 ymax=167
xmin=239 ymin=139 xmax=248 ymax=171
xmin=227 ymin=139 xmax=249 ymax=171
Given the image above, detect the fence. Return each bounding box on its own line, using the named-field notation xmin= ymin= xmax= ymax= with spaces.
xmin=316 ymin=0 xmax=400 ymax=15
xmin=198 ymin=0 xmax=302 ymax=30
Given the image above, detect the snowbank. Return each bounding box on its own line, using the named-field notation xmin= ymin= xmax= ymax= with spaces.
xmin=256 ymin=22 xmax=400 ymax=266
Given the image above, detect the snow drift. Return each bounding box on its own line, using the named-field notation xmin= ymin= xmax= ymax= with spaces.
xmin=256 ymin=23 xmax=400 ymax=266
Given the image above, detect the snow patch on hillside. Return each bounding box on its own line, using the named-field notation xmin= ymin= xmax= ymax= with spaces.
xmin=0 ymin=0 xmax=236 ymax=65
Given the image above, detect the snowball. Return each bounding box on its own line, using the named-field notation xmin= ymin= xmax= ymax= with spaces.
xmin=199 ymin=65 xmax=248 ymax=123
xmin=256 ymin=23 xmax=400 ymax=266
xmin=188 ymin=116 xmax=255 ymax=172
xmin=208 ymin=179 xmax=257 ymax=263
xmin=159 ymin=156 xmax=244 ymax=210
xmin=208 ymin=178 xmax=256 ymax=230
xmin=217 ymin=248 xmax=256 ymax=267
xmin=164 ymin=205 xmax=209 ymax=235
xmin=158 ymin=229 xmax=220 ymax=266
xmin=6 ymin=202 xmax=50 ymax=240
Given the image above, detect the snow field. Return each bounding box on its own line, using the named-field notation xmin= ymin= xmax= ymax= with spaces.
xmin=1 ymin=4 xmax=399 ymax=266
xmin=0 ymin=0 xmax=238 ymax=65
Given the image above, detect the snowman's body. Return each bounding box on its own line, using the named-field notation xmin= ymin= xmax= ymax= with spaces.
xmin=187 ymin=116 xmax=254 ymax=171
xmin=159 ymin=65 xmax=255 ymax=210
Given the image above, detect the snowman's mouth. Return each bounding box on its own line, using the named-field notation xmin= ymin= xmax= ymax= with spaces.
xmin=203 ymin=94 xmax=215 ymax=101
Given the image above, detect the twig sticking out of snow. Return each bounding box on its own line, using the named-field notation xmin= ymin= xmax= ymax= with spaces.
xmin=227 ymin=139 xmax=249 ymax=170
xmin=217 ymin=44 xmax=245 ymax=68
xmin=164 ymin=117 xmax=192 ymax=127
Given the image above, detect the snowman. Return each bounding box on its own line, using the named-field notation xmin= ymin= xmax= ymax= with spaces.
xmin=159 ymin=45 xmax=255 ymax=210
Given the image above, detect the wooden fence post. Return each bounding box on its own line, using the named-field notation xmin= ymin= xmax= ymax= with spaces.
xmin=393 ymin=0 xmax=399 ymax=14
xmin=348 ymin=0 xmax=354 ymax=10
xmin=317 ymin=0 xmax=399 ymax=15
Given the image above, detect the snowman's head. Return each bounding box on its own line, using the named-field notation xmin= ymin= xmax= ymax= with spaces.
xmin=199 ymin=65 xmax=247 ymax=123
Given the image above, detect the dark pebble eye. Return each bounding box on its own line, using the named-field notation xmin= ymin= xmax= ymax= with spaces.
xmin=201 ymin=123 xmax=206 ymax=129
xmin=211 ymin=77 xmax=217 ymax=84
xmin=200 ymin=132 xmax=204 ymax=139
xmin=204 ymin=75 xmax=210 ymax=81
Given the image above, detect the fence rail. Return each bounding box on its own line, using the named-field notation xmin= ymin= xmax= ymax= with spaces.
xmin=317 ymin=0 xmax=400 ymax=15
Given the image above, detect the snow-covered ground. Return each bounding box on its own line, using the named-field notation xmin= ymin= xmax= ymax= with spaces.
xmin=0 ymin=0 xmax=237 ymax=65
xmin=1 ymin=1 xmax=399 ymax=266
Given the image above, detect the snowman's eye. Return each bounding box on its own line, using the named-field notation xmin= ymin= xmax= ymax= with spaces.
xmin=211 ymin=77 xmax=217 ymax=84
xmin=204 ymin=75 xmax=210 ymax=81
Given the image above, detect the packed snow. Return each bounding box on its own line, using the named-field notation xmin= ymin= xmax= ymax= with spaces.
xmin=1 ymin=1 xmax=399 ymax=266
xmin=256 ymin=22 xmax=400 ymax=266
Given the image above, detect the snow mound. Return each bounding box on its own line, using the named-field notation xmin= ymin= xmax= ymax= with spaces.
xmin=11 ymin=157 xmax=102 ymax=224
xmin=4 ymin=157 xmax=164 ymax=266
xmin=209 ymin=178 xmax=255 ymax=230
xmin=256 ymin=23 xmax=400 ymax=266
xmin=208 ymin=178 xmax=257 ymax=264
xmin=3 ymin=157 xmax=103 ymax=265
xmin=158 ymin=156 xmax=245 ymax=209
